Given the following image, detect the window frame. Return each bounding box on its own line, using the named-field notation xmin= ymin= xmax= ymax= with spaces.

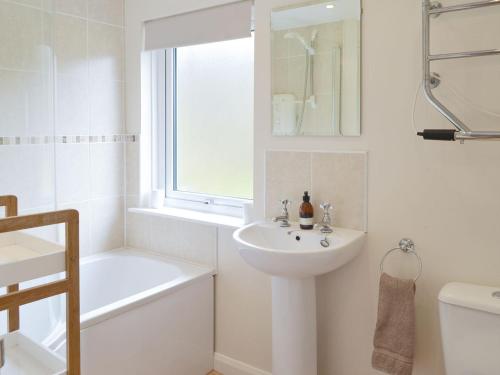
xmin=154 ymin=46 xmax=253 ymax=216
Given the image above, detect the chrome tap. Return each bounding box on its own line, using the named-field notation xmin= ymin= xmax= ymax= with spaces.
xmin=315 ymin=202 xmax=333 ymax=234
xmin=272 ymin=199 xmax=291 ymax=227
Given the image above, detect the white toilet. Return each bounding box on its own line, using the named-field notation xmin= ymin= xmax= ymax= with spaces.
xmin=439 ymin=282 xmax=500 ymax=375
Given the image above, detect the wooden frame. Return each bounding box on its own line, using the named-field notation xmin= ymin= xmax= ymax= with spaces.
xmin=0 ymin=195 xmax=19 ymax=332
xmin=0 ymin=196 xmax=81 ymax=375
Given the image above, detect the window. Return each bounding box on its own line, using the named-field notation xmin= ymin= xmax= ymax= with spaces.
xmin=156 ymin=35 xmax=254 ymax=212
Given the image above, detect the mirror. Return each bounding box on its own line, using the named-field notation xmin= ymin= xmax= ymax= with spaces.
xmin=271 ymin=0 xmax=361 ymax=136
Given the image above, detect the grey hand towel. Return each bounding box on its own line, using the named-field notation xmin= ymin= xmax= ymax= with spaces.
xmin=372 ymin=273 xmax=416 ymax=375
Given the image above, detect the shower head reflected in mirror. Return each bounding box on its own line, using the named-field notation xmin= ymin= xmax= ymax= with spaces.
xmin=284 ymin=31 xmax=316 ymax=55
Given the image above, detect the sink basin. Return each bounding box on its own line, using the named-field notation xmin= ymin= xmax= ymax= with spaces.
xmin=233 ymin=221 xmax=365 ymax=278
xmin=233 ymin=220 xmax=366 ymax=375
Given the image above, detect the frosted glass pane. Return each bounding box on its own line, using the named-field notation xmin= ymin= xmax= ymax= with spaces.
xmin=176 ymin=36 xmax=254 ymax=199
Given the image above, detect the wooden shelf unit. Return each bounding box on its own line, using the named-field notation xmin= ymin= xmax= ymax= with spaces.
xmin=0 ymin=196 xmax=81 ymax=375
xmin=0 ymin=195 xmax=19 ymax=332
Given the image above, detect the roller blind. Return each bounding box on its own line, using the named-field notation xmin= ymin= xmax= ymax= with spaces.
xmin=144 ymin=0 xmax=252 ymax=51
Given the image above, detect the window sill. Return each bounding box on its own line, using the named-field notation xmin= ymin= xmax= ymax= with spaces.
xmin=128 ymin=207 xmax=244 ymax=229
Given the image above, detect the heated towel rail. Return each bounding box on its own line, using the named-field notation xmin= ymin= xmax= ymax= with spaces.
xmin=0 ymin=196 xmax=81 ymax=375
xmin=420 ymin=0 xmax=500 ymax=141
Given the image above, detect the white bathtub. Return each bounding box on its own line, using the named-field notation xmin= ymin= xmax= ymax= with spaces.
xmin=34 ymin=248 xmax=214 ymax=374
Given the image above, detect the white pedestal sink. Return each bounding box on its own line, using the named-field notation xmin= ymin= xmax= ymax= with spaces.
xmin=233 ymin=221 xmax=366 ymax=375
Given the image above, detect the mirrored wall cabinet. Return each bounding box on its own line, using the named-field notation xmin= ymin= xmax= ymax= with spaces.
xmin=271 ymin=0 xmax=361 ymax=137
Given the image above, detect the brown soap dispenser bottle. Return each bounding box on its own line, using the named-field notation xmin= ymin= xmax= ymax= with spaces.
xmin=299 ymin=191 xmax=314 ymax=230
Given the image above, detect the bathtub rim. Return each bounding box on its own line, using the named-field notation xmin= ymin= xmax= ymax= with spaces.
xmin=56 ymin=247 xmax=215 ymax=333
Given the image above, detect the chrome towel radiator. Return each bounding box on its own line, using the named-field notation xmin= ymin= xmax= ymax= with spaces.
xmin=420 ymin=0 xmax=500 ymax=141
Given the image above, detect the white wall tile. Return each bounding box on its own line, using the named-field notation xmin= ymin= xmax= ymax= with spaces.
xmin=265 ymin=150 xmax=311 ymax=221
xmin=311 ymin=152 xmax=366 ymax=231
xmin=55 ymin=143 xmax=90 ymax=204
xmin=0 ymin=145 xmax=55 ymax=210
xmin=300 ymin=104 xmax=315 ymax=135
xmin=271 ymin=21 xmax=349 ymax=137
xmin=315 ymin=22 xmax=343 ymax=55
xmin=53 ymin=14 xmax=87 ymax=77
xmin=271 ymin=30 xmax=288 ymax=59
xmin=90 ymin=196 xmax=124 ymax=253
xmin=60 ymin=200 xmax=92 ymax=257
xmin=313 ymin=93 xmax=333 ymax=134
xmin=56 ymin=74 xmax=89 ymax=135
xmin=125 ymin=194 xmax=140 ymax=209
xmin=54 ymin=0 xmax=87 ymax=18
xmin=1 ymin=0 xmax=126 ymax=263
xmin=265 ymin=151 xmax=367 ymax=231
xmin=88 ymin=0 xmax=123 ymax=26
xmin=125 ymin=211 xmax=151 ymax=249
xmin=12 ymin=0 xmax=42 ymax=8
xmin=0 ymin=70 xmax=26 ymax=136
xmin=287 ymin=56 xmax=306 ymax=98
xmin=89 ymin=79 xmax=124 ymax=134
xmin=0 ymin=2 xmax=42 ymax=71
xmin=272 ymin=58 xmax=288 ymax=94
xmin=149 ymin=217 xmax=217 ymax=267
xmin=19 ymin=205 xmax=59 ymax=243
xmin=90 ymin=143 xmax=124 ymax=199
xmin=0 ymin=71 xmax=53 ymax=136
xmin=287 ymin=27 xmax=311 ymax=57
xmin=313 ymin=53 xmax=333 ymax=95
xmin=88 ymin=22 xmax=124 ymax=82
xmin=125 ymin=142 xmax=140 ymax=196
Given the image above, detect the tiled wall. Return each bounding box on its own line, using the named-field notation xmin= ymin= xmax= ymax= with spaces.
xmin=272 ymin=22 xmax=344 ymax=135
xmin=272 ymin=20 xmax=360 ymax=136
xmin=0 ymin=0 xmax=127 ymax=256
xmin=126 ymin=212 xmax=218 ymax=268
xmin=266 ymin=150 xmax=367 ymax=231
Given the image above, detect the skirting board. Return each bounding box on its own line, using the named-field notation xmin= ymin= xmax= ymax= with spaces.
xmin=214 ymin=353 xmax=271 ymax=375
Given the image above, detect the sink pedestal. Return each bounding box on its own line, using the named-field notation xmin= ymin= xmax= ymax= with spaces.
xmin=272 ymin=277 xmax=317 ymax=375
xmin=234 ymin=221 xmax=366 ymax=375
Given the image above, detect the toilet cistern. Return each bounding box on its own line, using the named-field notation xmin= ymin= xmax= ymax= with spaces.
xmin=439 ymin=282 xmax=500 ymax=374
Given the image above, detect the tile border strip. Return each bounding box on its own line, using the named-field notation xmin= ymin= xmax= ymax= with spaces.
xmin=0 ymin=134 xmax=139 ymax=146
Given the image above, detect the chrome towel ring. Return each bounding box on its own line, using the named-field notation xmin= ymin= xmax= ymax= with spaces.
xmin=379 ymin=239 xmax=422 ymax=282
